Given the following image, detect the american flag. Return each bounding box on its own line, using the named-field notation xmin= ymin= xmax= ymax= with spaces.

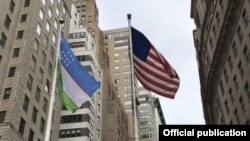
xmin=131 ymin=27 xmax=180 ymax=98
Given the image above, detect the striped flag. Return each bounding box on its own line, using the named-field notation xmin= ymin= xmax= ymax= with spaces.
xmin=57 ymin=34 xmax=100 ymax=112
xmin=131 ymin=27 xmax=180 ymax=98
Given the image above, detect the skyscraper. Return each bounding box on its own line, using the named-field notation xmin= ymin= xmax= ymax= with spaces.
xmin=0 ymin=0 xmax=71 ymax=140
xmin=191 ymin=0 xmax=250 ymax=124
xmin=153 ymin=97 xmax=166 ymax=140
xmin=58 ymin=3 xmax=103 ymax=141
xmin=102 ymin=84 xmax=129 ymax=141
xmin=137 ymin=87 xmax=158 ymax=141
xmin=103 ymin=28 xmax=138 ymax=140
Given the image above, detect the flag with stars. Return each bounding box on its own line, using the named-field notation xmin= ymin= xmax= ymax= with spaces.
xmin=57 ymin=34 xmax=100 ymax=112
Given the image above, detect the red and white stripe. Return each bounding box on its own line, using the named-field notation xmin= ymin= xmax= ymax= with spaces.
xmin=133 ymin=46 xmax=180 ymax=98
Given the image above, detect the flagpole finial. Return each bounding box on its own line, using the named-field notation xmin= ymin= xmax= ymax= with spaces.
xmin=59 ymin=18 xmax=64 ymax=24
xmin=127 ymin=14 xmax=132 ymax=20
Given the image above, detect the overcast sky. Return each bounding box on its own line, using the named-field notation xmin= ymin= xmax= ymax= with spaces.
xmin=96 ymin=0 xmax=205 ymax=124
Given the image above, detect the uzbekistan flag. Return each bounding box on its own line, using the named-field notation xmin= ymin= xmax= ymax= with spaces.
xmin=131 ymin=27 xmax=180 ymax=98
xmin=57 ymin=35 xmax=100 ymax=112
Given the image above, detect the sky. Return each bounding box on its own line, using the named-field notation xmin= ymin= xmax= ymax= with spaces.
xmin=96 ymin=0 xmax=205 ymax=124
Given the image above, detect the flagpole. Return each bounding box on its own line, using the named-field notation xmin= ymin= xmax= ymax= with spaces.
xmin=44 ymin=19 xmax=64 ymax=141
xmin=127 ymin=14 xmax=138 ymax=141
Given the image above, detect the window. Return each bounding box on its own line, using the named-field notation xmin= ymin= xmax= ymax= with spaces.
xmin=52 ymin=33 xmax=56 ymax=44
xmin=32 ymin=107 xmax=37 ymax=123
xmin=54 ymin=20 xmax=58 ymax=30
xmin=44 ymin=35 xmax=48 ymax=46
xmin=0 ymin=111 xmax=6 ymax=123
xmin=28 ymin=129 xmax=34 ymax=141
xmin=209 ymin=38 xmax=213 ymax=48
xmin=232 ymin=42 xmax=238 ymax=57
xmin=114 ymin=53 xmax=119 ymax=57
xmin=23 ymin=95 xmax=29 ymax=112
xmin=40 ymin=118 xmax=45 ymax=134
xmin=233 ymin=75 xmax=239 ymax=90
xmin=16 ymin=30 xmax=24 ymax=39
xmin=8 ymin=67 xmax=16 ymax=77
xmin=50 ymin=47 xmax=55 ymax=59
xmin=4 ymin=15 xmax=11 ymax=30
xmin=43 ymin=98 xmax=48 ymax=113
xmin=239 ymin=96 xmax=245 ymax=112
xmin=13 ymin=48 xmax=20 ymax=58
xmin=223 ymin=69 xmax=228 ymax=83
xmin=59 ymin=129 xmax=85 ymax=138
xmin=215 ymin=12 xmax=220 ymax=23
xmin=229 ymin=88 xmax=234 ymax=103
xmin=243 ymin=46 xmax=250 ymax=63
xmin=48 ymin=8 xmax=52 ymax=18
xmin=30 ymin=56 xmax=36 ymax=70
xmin=38 ymin=68 xmax=43 ymax=82
xmin=48 ymin=63 xmax=53 ymax=76
xmin=234 ymin=109 xmax=239 ymax=123
xmin=0 ymin=32 xmax=7 ymax=49
xmin=46 ymin=21 xmax=50 ymax=32
xmin=97 ymin=129 xmax=100 ymax=137
xmin=125 ymin=101 xmax=132 ymax=105
xmin=36 ymin=23 xmax=41 ymax=35
xmin=20 ymin=14 xmax=27 ymax=22
xmin=39 ymin=9 xmax=44 ymax=20
xmin=24 ymin=0 xmax=30 ymax=7
xmin=45 ymin=80 xmax=50 ymax=93
xmin=35 ymin=87 xmax=41 ymax=102
xmin=224 ymin=99 xmax=229 ymax=114
xmin=242 ymin=9 xmax=249 ymax=26
xmin=33 ymin=39 xmax=39 ymax=52
xmin=42 ymin=51 xmax=46 ymax=65
xmin=9 ymin=0 xmax=15 ymax=13
xmin=27 ymin=75 xmax=33 ymax=91
xmin=228 ymin=55 xmax=233 ymax=71
xmin=238 ymin=60 xmax=244 ymax=77
xmin=212 ymin=25 xmax=216 ymax=35
xmin=56 ymin=6 xmax=59 ymax=16
xmin=62 ymin=6 xmax=65 ymax=14
xmin=71 ymin=42 xmax=86 ymax=48
xmin=237 ymin=26 xmax=243 ymax=42
xmin=88 ymin=22 xmax=92 ymax=26
xmin=3 ymin=88 xmax=11 ymax=99
xmin=19 ymin=118 xmax=26 ymax=135
xmin=71 ymin=32 xmax=86 ymax=39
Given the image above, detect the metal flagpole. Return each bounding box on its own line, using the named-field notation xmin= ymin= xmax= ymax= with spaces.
xmin=127 ymin=14 xmax=138 ymax=141
xmin=44 ymin=19 xmax=64 ymax=141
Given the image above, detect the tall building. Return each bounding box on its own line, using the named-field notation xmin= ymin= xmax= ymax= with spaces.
xmin=0 ymin=0 xmax=71 ymax=140
xmin=191 ymin=0 xmax=250 ymax=124
xmin=137 ymin=87 xmax=157 ymax=141
xmin=153 ymin=97 xmax=166 ymax=141
xmin=102 ymin=83 xmax=129 ymax=141
xmin=103 ymin=28 xmax=138 ymax=140
xmin=58 ymin=4 xmax=103 ymax=141
xmin=101 ymin=30 xmax=129 ymax=141
xmin=72 ymin=0 xmax=102 ymax=59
